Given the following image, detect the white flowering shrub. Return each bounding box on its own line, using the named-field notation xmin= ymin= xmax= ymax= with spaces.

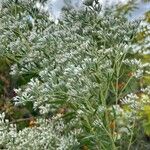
xmin=0 ymin=113 xmax=79 ymax=149
xmin=0 ymin=0 xmax=150 ymax=149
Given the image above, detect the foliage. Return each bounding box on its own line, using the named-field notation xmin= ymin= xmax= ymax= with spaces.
xmin=0 ymin=0 xmax=150 ymax=149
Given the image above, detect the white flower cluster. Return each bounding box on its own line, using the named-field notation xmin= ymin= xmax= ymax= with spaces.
xmin=123 ymin=58 xmax=150 ymax=78
xmin=0 ymin=113 xmax=79 ymax=150
xmin=141 ymin=86 xmax=150 ymax=95
xmin=123 ymin=18 xmax=150 ymax=78
xmin=121 ymin=93 xmax=140 ymax=109
xmin=131 ymin=21 xmax=150 ymax=54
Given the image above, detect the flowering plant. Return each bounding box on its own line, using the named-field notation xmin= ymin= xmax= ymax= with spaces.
xmin=0 ymin=0 xmax=150 ymax=149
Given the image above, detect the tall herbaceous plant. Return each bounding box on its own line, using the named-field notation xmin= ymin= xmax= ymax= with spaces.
xmin=0 ymin=0 xmax=150 ymax=149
